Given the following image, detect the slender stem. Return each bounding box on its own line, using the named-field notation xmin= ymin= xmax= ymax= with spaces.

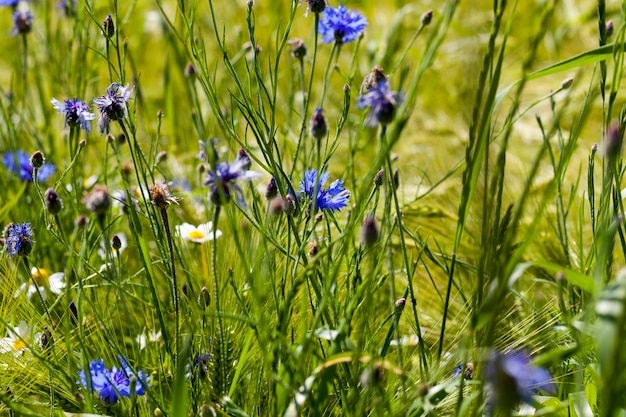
xmin=160 ymin=206 xmax=179 ymax=366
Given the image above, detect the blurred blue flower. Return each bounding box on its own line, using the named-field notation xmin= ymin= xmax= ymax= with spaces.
xmin=318 ymin=5 xmax=367 ymax=44
xmin=3 ymin=222 xmax=34 ymax=257
xmin=51 ymin=98 xmax=95 ymax=133
xmin=3 ymin=149 xmax=56 ymax=182
xmin=485 ymin=351 xmax=555 ymax=413
xmin=204 ymin=153 xmax=260 ymax=206
xmin=299 ymin=169 xmax=350 ymax=212
xmin=186 ymin=352 xmax=211 ymax=380
xmin=11 ymin=10 xmax=32 ymax=36
xmin=357 ymin=79 xmax=403 ymax=127
xmin=78 ymin=357 xmax=149 ymax=405
xmin=0 ymin=0 xmax=18 ymax=7
xmin=93 ymin=83 xmax=133 ymax=134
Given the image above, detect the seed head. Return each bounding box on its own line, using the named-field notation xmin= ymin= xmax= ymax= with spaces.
xmin=150 ymin=182 xmax=181 ymax=209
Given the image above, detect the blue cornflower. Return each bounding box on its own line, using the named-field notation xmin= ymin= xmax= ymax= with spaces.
xmin=11 ymin=10 xmax=32 ymax=36
xmin=0 ymin=0 xmax=18 ymax=7
xmin=3 ymin=222 xmax=34 ymax=257
xmin=51 ymin=98 xmax=95 ymax=133
xmin=357 ymin=79 xmax=403 ymax=127
xmin=78 ymin=357 xmax=149 ymax=406
xmin=299 ymin=169 xmax=350 ymax=212
xmin=93 ymin=83 xmax=133 ymax=134
xmin=3 ymin=149 xmax=56 ymax=182
xmin=204 ymin=153 xmax=260 ymax=206
xmin=186 ymin=353 xmax=211 ymax=380
xmin=485 ymin=351 xmax=555 ymax=413
xmin=318 ymin=5 xmax=367 ymax=44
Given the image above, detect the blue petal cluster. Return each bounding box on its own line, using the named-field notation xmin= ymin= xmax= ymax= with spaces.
xmin=204 ymin=153 xmax=258 ymax=206
xmin=357 ymin=79 xmax=403 ymax=127
xmin=0 ymin=0 xmax=18 ymax=7
xmin=485 ymin=351 xmax=555 ymax=412
xmin=3 ymin=149 xmax=56 ymax=182
xmin=299 ymin=169 xmax=350 ymax=212
xmin=318 ymin=5 xmax=367 ymax=44
xmin=11 ymin=10 xmax=32 ymax=36
xmin=93 ymin=83 xmax=133 ymax=134
xmin=51 ymin=98 xmax=95 ymax=133
xmin=3 ymin=222 xmax=34 ymax=257
xmin=78 ymin=358 xmax=149 ymax=405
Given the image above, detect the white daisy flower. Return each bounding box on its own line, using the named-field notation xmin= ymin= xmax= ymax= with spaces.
xmin=0 ymin=321 xmax=31 ymax=354
xmin=136 ymin=329 xmax=163 ymax=350
xmin=14 ymin=267 xmax=65 ymax=300
xmin=175 ymin=222 xmax=222 ymax=243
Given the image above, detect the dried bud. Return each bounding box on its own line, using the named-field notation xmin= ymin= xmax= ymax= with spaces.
xmin=30 ymin=151 xmax=45 ymax=169
xmin=374 ymin=169 xmax=384 ymax=187
xmin=103 ymin=14 xmax=115 ymax=38
xmin=83 ymin=185 xmax=111 ymax=215
xmin=45 ymin=188 xmax=63 ymax=215
xmin=309 ymin=108 xmax=328 ymax=140
xmin=266 ymin=177 xmax=278 ymax=200
xmin=184 ymin=63 xmax=198 ymax=78
xmin=421 ymin=10 xmax=433 ymax=26
xmin=288 ymin=38 xmax=307 ymax=59
xmin=361 ymin=214 xmax=379 ymax=247
xmin=150 ymin=182 xmax=181 ymax=209
xmin=198 ymin=286 xmax=211 ymax=308
xmin=360 ymin=66 xmax=387 ymax=95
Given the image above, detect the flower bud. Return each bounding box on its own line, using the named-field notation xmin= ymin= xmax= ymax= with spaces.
xmin=30 ymin=151 xmax=44 ymax=169
xmin=184 ymin=63 xmax=198 ymax=78
xmin=282 ymin=194 xmax=296 ymax=215
xmin=361 ymin=214 xmax=379 ymax=247
xmin=198 ymin=286 xmax=211 ymax=308
xmin=83 ymin=185 xmax=111 ymax=215
xmin=374 ymin=169 xmax=384 ymax=187
xmin=289 ymin=38 xmax=307 ymax=59
xmin=40 ymin=326 xmax=54 ymax=351
xmin=606 ymin=20 xmax=614 ymax=37
xmin=103 ymin=14 xmax=115 ymax=38
xmin=111 ymin=234 xmax=122 ymax=251
xmin=269 ymin=197 xmax=284 ymax=216
xmin=45 ymin=188 xmax=63 ymax=215
xmin=306 ymin=0 xmax=326 ymax=14
xmin=421 ymin=10 xmax=433 ymax=26
xmin=309 ymin=108 xmax=328 ymax=140
xmin=561 ymin=77 xmax=573 ymax=90
xmin=266 ymin=177 xmax=278 ymax=200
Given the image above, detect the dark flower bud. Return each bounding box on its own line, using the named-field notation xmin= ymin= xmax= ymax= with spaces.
xmin=393 ymin=169 xmax=400 ymax=190
xmin=116 ymin=133 xmax=126 ymax=145
xmin=12 ymin=11 xmax=33 ymax=36
xmin=417 ymin=383 xmax=430 ymax=397
xmin=315 ymin=213 xmax=324 ymax=223
xmin=305 ymin=0 xmax=326 ymax=14
xmin=40 ymin=326 xmax=53 ymax=351
xmin=605 ymin=119 xmax=623 ymax=160
xmin=184 ymin=63 xmax=198 ymax=78
xmin=606 ymin=20 xmax=614 ymax=37
xmin=309 ymin=241 xmax=318 ymax=257
xmin=103 ymin=14 xmax=114 ymax=38
xmin=288 ymin=38 xmax=307 ymax=59
xmin=361 ymin=214 xmax=379 ymax=247
xmin=74 ymin=214 xmax=88 ymax=229
xmin=182 ymin=283 xmax=191 ymax=298
xmin=106 ymin=134 xmax=115 ymax=144
xmin=45 ymin=188 xmax=63 ymax=215
xmin=561 ymin=77 xmax=574 ymax=90
xmin=198 ymin=286 xmax=211 ymax=308
xmin=30 ymin=151 xmax=45 ymax=169
xmin=266 ymin=177 xmax=278 ymax=200
xmin=83 ymin=185 xmax=111 ymax=215
xmin=111 ymin=234 xmax=122 ymax=250
xmin=421 ymin=10 xmax=433 ymax=26
xmin=395 ymin=297 xmax=406 ymax=311
xmin=282 ymin=194 xmax=296 ymax=215
xmin=69 ymin=301 xmax=78 ymax=324
xmin=310 ymin=108 xmax=328 ymax=140
xmin=79 ymin=139 xmax=87 ymax=148
xmin=374 ymin=169 xmax=384 ymax=187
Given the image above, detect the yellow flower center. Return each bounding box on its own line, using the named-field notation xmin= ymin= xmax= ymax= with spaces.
xmin=12 ymin=338 xmax=27 ymax=351
xmin=31 ymin=269 xmax=50 ymax=286
xmin=188 ymin=230 xmax=205 ymax=240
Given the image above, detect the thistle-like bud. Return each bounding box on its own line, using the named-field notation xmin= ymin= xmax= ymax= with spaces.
xmin=374 ymin=169 xmax=384 ymax=187
xmin=266 ymin=177 xmax=278 ymax=200
xmin=310 ymin=108 xmax=328 ymax=140
xmin=116 ymin=133 xmax=126 ymax=145
xmin=103 ymin=14 xmax=115 ymax=38
xmin=606 ymin=20 xmax=614 ymax=37
xmin=150 ymin=182 xmax=181 ymax=209
xmin=288 ymin=38 xmax=307 ymax=59
xmin=184 ymin=63 xmax=198 ymax=78
xmin=74 ymin=214 xmax=88 ymax=229
xmin=561 ymin=77 xmax=574 ymax=90
xmin=421 ymin=10 xmax=433 ymax=26
xmin=83 ymin=185 xmax=111 ymax=216
xmin=305 ymin=0 xmax=326 ymax=14
xmin=45 ymin=188 xmax=63 ymax=215
xmin=198 ymin=286 xmax=211 ymax=308
xmin=30 ymin=151 xmax=44 ymax=169
xmin=605 ymin=119 xmax=623 ymax=160
xmin=361 ymin=214 xmax=379 ymax=247
xmin=156 ymin=151 xmax=168 ymax=165
xmin=111 ymin=234 xmax=122 ymax=251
